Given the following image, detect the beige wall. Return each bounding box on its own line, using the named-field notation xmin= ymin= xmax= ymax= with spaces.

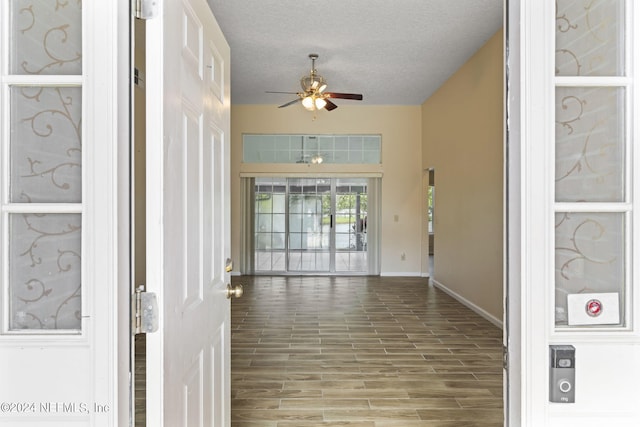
xmin=230 ymin=105 xmax=423 ymax=274
xmin=421 ymin=30 xmax=504 ymax=321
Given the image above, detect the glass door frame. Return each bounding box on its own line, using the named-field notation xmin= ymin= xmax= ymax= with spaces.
xmin=286 ymin=177 xmax=333 ymax=273
xmin=253 ymin=177 xmax=369 ymax=274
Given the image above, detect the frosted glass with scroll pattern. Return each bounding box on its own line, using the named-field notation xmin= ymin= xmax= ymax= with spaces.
xmin=9 ymin=213 xmax=82 ymax=331
xmin=555 ymin=0 xmax=624 ymax=76
xmin=10 ymin=0 xmax=82 ymax=75
xmin=10 ymin=86 xmax=82 ymax=203
xmin=555 ymin=212 xmax=625 ymax=326
xmin=555 ymin=87 xmax=625 ymax=202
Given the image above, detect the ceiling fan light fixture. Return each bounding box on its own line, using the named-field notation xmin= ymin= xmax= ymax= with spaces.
xmin=317 ymin=77 xmax=327 ymax=91
xmin=302 ymin=96 xmax=315 ymax=110
xmin=269 ymin=54 xmax=363 ymax=112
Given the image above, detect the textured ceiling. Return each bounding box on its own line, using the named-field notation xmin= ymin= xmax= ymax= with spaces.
xmin=207 ymin=0 xmax=503 ymax=107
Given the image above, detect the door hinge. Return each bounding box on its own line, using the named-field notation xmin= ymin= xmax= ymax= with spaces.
xmin=134 ymin=0 xmax=161 ymax=20
xmin=134 ymin=68 xmax=145 ymax=89
xmin=503 ymin=345 xmax=509 ymax=370
xmin=133 ymin=285 xmax=159 ymax=335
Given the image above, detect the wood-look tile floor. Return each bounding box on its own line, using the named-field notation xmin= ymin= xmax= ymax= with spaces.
xmin=231 ymin=276 xmax=504 ymax=427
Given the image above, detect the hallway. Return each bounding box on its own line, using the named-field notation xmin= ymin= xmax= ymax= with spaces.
xmin=231 ymin=276 xmax=503 ymax=426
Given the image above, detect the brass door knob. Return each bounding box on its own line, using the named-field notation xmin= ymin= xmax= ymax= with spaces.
xmin=226 ymin=284 xmax=244 ymax=299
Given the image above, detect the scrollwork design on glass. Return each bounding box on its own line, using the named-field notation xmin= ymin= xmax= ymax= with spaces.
xmin=555 ymin=0 xmax=582 ymax=75
xmin=554 ymin=212 xmax=624 ymax=325
xmin=20 ymin=87 xmax=81 ymax=141
xmin=10 ymin=213 xmax=82 ymax=330
xmin=21 ymin=23 xmax=81 ymax=75
xmin=555 ymin=0 xmax=623 ymax=76
xmin=53 ymin=282 xmax=81 ymax=329
xmin=556 ymin=95 xmax=586 ymax=135
xmin=11 ymin=0 xmax=82 ymax=75
xmin=11 ymin=86 xmax=82 ymax=203
xmin=556 ymin=49 xmax=582 ymax=76
xmin=556 ymin=5 xmax=578 ymax=33
xmin=555 ymin=120 xmax=613 ymax=188
xmin=20 ymin=87 xmax=81 ymax=191
xmin=555 ymin=213 xmax=616 ymax=282
xmin=14 ymin=281 xmax=81 ymax=330
xmin=19 ymin=210 xmax=81 ymax=268
xmin=584 ymin=0 xmax=613 ymax=43
xmin=555 ymin=87 xmax=624 ymax=202
xmin=18 ymin=4 xmax=36 ymax=33
xmin=18 ymin=279 xmax=53 ymax=303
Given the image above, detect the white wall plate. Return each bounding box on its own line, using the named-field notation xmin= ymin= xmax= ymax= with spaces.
xmin=567 ymin=293 xmax=620 ymax=326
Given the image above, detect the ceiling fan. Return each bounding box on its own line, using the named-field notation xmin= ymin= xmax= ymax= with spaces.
xmin=267 ymin=53 xmax=363 ymax=111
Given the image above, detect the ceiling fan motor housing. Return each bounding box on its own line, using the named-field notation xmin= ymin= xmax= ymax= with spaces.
xmin=300 ymin=53 xmax=327 ymax=94
xmin=300 ymin=74 xmax=327 ymax=93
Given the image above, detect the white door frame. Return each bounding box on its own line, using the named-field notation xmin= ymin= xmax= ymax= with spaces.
xmin=505 ymin=1 xmax=521 ymax=424
xmin=508 ymin=1 xmax=640 ymax=426
xmin=506 ymin=1 xmax=569 ymax=423
xmin=0 ymin=1 xmax=130 ymax=425
xmin=115 ymin=1 xmax=132 ymax=426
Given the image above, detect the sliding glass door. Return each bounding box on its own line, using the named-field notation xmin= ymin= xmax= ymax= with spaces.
xmin=335 ymin=178 xmax=367 ymax=272
xmin=255 ymin=178 xmax=287 ymax=271
xmin=288 ymin=178 xmax=332 ymax=272
xmin=254 ymin=177 xmax=368 ymax=273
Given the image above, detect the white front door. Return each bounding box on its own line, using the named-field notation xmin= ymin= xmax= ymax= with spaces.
xmin=0 ymin=1 xmax=126 ymax=426
xmin=510 ymin=0 xmax=640 ymax=425
xmin=144 ymin=0 xmax=232 ymax=425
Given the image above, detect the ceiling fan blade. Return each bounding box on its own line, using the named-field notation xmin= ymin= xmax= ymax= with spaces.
xmin=325 ymin=92 xmax=363 ymax=101
xmin=278 ymin=99 xmax=300 ymax=108
xmin=324 ymin=100 xmax=338 ymax=111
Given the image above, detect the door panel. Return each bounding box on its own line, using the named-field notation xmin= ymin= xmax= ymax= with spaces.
xmin=145 ymin=0 xmax=231 ymax=425
xmin=335 ymin=179 xmax=368 ymax=272
xmin=0 ymin=1 xmax=122 ymax=425
xmin=288 ymin=178 xmax=331 ymax=272
xmin=512 ymin=0 xmax=640 ymax=425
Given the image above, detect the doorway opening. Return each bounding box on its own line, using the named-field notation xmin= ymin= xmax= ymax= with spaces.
xmin=427 ymin=168 xmax=435 ymax=278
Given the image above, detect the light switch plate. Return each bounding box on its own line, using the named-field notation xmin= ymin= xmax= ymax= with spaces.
xmin=567 ymin=292 xmax=620 ymax=326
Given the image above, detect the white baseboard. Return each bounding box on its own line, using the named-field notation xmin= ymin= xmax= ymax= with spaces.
xmin=380 ymin=272 xmax=422 ymax=277
xmin=431 ymin=279 xmax=503 ymax=329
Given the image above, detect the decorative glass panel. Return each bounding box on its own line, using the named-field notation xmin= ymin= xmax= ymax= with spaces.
xmin=9 ymin=213 xmax=82 ymax=331
xmin=10 ymin=86 xmax=82 ymax=203
xmin=555 ymin=212 xmax=624 ymax=326
xmin=555 ymin=0 xmax=624 ymax=76
xmin=10 ymin=0 xmax=82 ymax=75
xmin=555 ymin=87 xmax=624 ymax=202
xmin=243 ymin=134 xmax=381 ymax=164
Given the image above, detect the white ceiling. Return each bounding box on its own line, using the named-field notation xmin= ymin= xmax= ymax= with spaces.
xmin=207 ymin=0 xmax=504 ymax=108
